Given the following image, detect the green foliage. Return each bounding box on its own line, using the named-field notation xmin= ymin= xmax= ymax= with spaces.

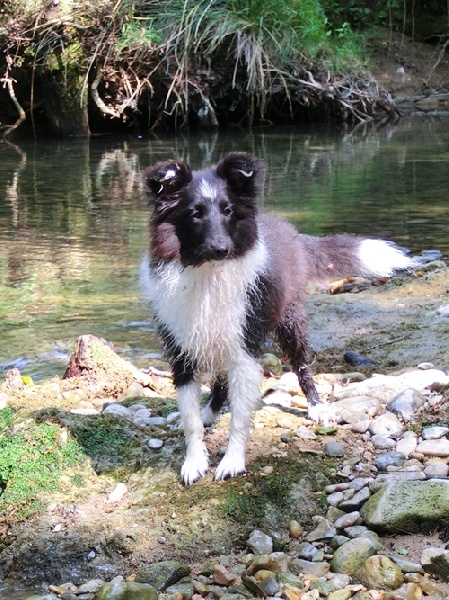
xmin=0 ymin=408 xmax=83 ymax=517
xmin=151 ymin=0 xmax=365 ymax=120
xmin=72 ymin=415 xmax=132 ymax=460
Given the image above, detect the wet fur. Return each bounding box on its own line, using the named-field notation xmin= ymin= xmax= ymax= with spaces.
xmin=140 ymin=152 xmax=412 ymax=484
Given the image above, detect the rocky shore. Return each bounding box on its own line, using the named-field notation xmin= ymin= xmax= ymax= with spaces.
xmin=2 ymin=258 xmax=449 ymax=600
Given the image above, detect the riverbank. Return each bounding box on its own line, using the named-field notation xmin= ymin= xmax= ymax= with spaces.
xmin=2 ymin=259 xmax=449 ymax=598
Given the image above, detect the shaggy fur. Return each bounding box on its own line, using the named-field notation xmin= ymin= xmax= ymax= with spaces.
xmin=140 ymin=152 xmax=413 ymax=484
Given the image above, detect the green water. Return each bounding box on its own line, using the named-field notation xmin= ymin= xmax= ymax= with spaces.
xmin=1 ymin=116 xmax=449 ymax=382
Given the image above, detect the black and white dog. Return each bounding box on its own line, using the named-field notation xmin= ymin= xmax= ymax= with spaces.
xmin=140 ymin=152 xmax=412 ymax=484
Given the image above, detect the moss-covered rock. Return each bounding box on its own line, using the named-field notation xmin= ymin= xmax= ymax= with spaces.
xmin=96 ymin=581 xmax=157 ymax=600
xmin=353 ymin=555 xmax=404 ymax=590
xmin=360 ymin=479 xmax=449 ymax=533
xmin=330 ymin=537 xmax=378 ymax=575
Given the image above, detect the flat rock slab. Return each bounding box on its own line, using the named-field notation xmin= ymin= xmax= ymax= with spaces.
xmin=361 ymin=479 xmax=449 ymax=533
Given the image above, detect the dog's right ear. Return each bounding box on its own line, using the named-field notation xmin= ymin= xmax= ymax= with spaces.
xmin=143 ymin=160 xmax=192 ymax=199
xmin=216 ymin=152 xmax=263 ymax=198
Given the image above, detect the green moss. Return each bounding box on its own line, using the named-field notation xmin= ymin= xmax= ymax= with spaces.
xmin=0 ymin=407 xmax=83 ymax=518
xmin=222 ymin=455 xmax=335 ymax=529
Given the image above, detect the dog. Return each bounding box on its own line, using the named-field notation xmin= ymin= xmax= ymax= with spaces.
xmin=139 ymin=152 xmax=413 ymax=484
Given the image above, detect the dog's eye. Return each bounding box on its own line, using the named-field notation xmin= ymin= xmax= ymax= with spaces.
xmin=192 ymin=206 xmax=205 ymax=220
xmin=223 ymin=206 xmax=233 ymax=217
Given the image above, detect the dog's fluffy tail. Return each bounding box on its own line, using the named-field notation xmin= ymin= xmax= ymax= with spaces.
xmin=299 ymin=234 xmax=414 ymax=281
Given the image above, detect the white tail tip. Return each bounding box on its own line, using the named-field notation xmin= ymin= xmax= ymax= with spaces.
xmin=359 ymin=239 xmax=415 ymax=277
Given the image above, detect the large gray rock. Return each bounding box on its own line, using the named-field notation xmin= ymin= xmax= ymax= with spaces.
xmin=361 ymin=479 xmax=449 ymax=533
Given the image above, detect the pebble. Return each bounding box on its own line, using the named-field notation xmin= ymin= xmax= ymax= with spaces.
xmin=422 ymin=426 xmax=449 ymax=439
xmin=107 ymin=483 xmax=128 ymax=503
xmin=369 ymin=412 xmax=404 ymax=436
xmin=148 ymin=438 xmax=164 ymax=449
xmin=325 ymin=441 xmax=345 ymax=457
xmin=415 ymin=438 xmax=449 ymax=456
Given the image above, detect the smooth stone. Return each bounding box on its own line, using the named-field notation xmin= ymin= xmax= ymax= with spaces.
xmin=390 ymin=555 xmax=423 ymax=573
xmin=288 ymin=519 xmax=303 ymax=538
xmin=416 ymin=438 xmax=449 ymax=456
xmin=107 ymin=483 xmax=128 ymax=503
xmin=325 ymin=441 xmax=345 ymax=457
xmin=330 ymin=537 xmax=378 ymax=575
xmin=96 ymin=582 xmax=157 ymax=600
xmin=333 ymin=396 xmax=382 ymax=418
xmin=423 ymin=462 xmax=449 ymax=478
xmin=422 ymin=426 xmax=449 ymax=440
xmin=338 ymin=486 xmax=371 ymax=510
xmin=165 ymin=582 xmax=195 ymax=597
xmin=334 ymin=511 xmax=361 ymax=530
xmin=369 ymin=412 xmax=404 ymax=437
xmin=297 ymin=542 xmax=318 ymax=561
xmin=382 ymin=582 xmax=422 ymax=599
xmin=245 ymin=555 xmax=281 ymax=576
xmin=295 ymin=425 xmax=317 ymax=440
xmin=369 ymin=471 xmax=426 ymax=492
xmin=354 ymin=555 xmax=404 ymax=590
xmin=387 ymin=389 xmax=427 ymax=421
xmin=405 ymin=573 xmax=447 ymax=597
xmin=279 ymin=372 xmax=300 ymax=392
xmin=261 ymin=353 xmax=283 ymax=375
xmin=327 ymin=590 xmax=352 ymax=600
xmin=103 ymin=403 xmax=133 ymax=418
xmin=395 ymin=436 xmax=418 ymax=458
xmin=148 ymin=438 xmax=164 ymax=449
xmin=371 ymin=435 xmax=397 ymax=450
xmin=327 ymin=491 xmax=344 ymax=506
xmin=373 ymin=451 xmax=406 ymax=472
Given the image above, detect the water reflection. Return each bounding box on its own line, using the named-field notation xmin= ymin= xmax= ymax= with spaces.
xmin=1 ymin=116 xmax=449 ymax=380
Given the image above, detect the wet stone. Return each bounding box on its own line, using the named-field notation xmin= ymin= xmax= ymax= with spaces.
xmin=325 ymin=441 xmax=345 ymax=457
xmin=373 ymin=451 xmax=406 ymax=472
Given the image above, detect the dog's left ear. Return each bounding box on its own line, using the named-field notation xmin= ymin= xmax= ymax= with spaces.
xmin=143 ymin=160 xmax=192 ymax=199
xmin=216 ymin=152 xmax=263 ymax=196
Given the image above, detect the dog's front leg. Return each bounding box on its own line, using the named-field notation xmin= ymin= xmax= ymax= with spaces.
xmin=214 ymin=353 xmax=263 ymax=481
xmin=178 ymin=380 xmax=209 ymax=484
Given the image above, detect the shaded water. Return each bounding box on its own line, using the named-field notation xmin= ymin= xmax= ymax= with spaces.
xmin=1 ymin=116 xmax=449 ymax=382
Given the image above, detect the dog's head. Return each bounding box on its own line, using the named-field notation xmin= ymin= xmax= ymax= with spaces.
xmin=143 ymin=153 xmax=263 ymax=266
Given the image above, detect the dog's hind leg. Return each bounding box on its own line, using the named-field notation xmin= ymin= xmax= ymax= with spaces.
xmin=214 ymin=352 xmax=263 ymax=480
xmin=276 ymin=306 xmax=334 ymax=425
xmin=172 ymin=355 xmax=209 ymax=485
xmin=202 ymin=376 xmax=228 ymax=426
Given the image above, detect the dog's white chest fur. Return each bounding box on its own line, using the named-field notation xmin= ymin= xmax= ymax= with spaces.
xmin=141 ymin=240 xmax=268 ymax=371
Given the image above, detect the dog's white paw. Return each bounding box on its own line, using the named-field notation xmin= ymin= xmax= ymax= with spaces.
xmin=214 ymin=450 xmax=246 ymax=481
xmin=307 ymin=402 xmax=336 ymax=426
xmin=181 ymin=444 xmax=209 ymax=485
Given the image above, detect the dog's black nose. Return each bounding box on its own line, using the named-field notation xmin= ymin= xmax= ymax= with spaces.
xmin=211 ymin=243 xmax=229 ymax=259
